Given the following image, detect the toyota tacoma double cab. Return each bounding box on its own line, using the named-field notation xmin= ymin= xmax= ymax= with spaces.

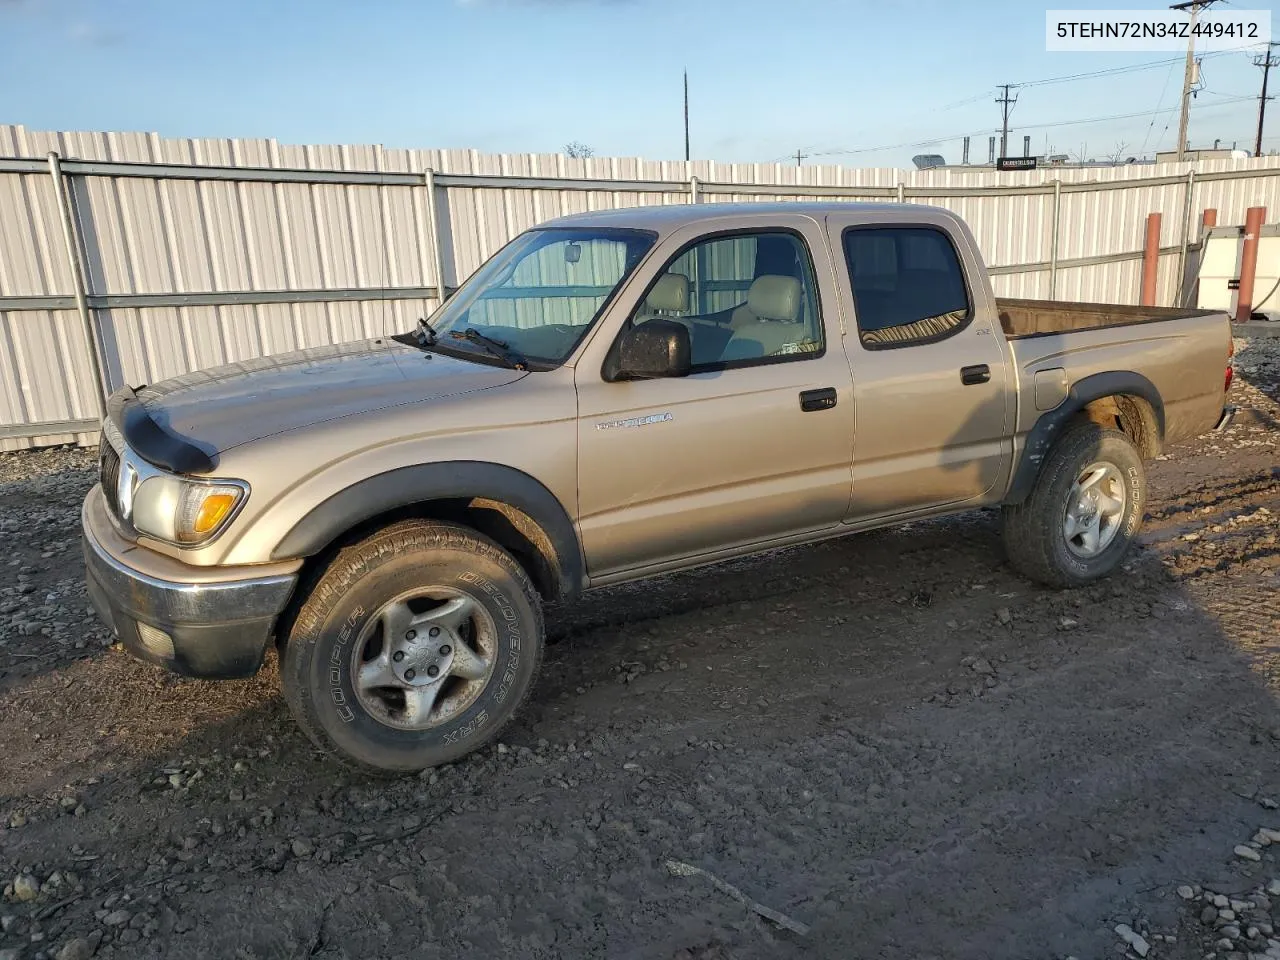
xmin=82 ymin=202 xmax=1236 ymax=774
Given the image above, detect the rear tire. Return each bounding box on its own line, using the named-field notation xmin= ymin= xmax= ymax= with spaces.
xmin=1002 ymin=424 xmax=1145 ymax=588
xmin=281 ymin=520 xmax=543 ymax=775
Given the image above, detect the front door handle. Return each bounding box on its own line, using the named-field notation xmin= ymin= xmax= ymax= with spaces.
xmin=961 ymin=364 xmax=991 ymax=385
xmin=799 ymin=387 xmax=838 ymax=412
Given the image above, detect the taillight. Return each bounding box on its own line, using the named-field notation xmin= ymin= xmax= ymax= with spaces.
xmin=1225 ymin=336 xmax=1235 ymax=393
xmin=1225 ymin=365 xmax=1234 ymax=392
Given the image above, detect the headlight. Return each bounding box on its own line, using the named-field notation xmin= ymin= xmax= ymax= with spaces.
xmin=131 ymin=475 xmax=247 ymax=545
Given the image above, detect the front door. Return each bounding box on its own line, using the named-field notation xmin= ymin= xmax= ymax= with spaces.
xmin=574 ymin=222 xmax=856 ymax=578
xmin=826 ymin=218 xmax=1014 ymax=520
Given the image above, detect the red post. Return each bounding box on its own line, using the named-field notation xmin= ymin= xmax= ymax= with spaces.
xmin=1202 ymin=208 xmax=1218 ymax=231
xmin=1236 ymin=206 xmax=1267 ymax=322
xmin=1141 ymin=212 xmax=1161 ymax=306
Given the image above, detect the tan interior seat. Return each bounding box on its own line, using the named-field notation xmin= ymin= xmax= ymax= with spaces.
xmin=729 ymin=275 xmax=801 ymax=329
xmin=724 ymin=275 xmax=810 ymax=359
xmin=636 ymin=273 xmax=689 ymax=323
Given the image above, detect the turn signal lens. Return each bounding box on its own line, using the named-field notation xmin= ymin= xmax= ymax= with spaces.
xmin=194 ymin=493 xmax=237 ymax=534
xmin=175 ymin=483 xmax=245 ymax=544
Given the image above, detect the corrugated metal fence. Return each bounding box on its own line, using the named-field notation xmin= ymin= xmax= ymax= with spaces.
xmin=3 ymin=123 xmax=1279 ymax=448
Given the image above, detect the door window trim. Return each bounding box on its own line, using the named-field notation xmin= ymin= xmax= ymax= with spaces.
xmin=842 ymin=224 xmax=975 ymax=351
xmin=602 ymin=226 xmax=827 ymax=379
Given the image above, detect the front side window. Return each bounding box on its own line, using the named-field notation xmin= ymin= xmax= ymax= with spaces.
xmin=844 ymin=227 xmax=971 ymax=348
xmin=428 ymin=227 xmax=655 ymax=367
xmin=629 ymin=231 xmax=824 ymax=369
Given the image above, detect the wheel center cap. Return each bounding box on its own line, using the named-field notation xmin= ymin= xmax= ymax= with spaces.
xmin=391 ymin=630 xmax=456 ymax=685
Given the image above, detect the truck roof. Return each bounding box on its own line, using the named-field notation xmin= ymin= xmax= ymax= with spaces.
xmin=542 ymin=201 xmax=921 ymax=230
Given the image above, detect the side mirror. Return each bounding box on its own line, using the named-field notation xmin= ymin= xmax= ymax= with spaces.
xmin=610 ymin=319 xmax=691 ymax=380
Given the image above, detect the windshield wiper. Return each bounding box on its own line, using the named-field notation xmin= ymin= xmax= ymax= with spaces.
xmin=415 ymin=317 xmax=439 ymax=346
xmin=449 ymin=327 xmax=529 ymax=370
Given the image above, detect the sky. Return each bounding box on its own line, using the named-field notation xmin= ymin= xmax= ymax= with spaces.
xmin=2 ymin=0 xmax=1279 ymax=168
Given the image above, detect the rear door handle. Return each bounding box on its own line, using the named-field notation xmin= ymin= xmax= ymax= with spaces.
xmin=961 ymin=364 xmax=991 ymax=385
xmin=799 ymin=387 xmax=838 ymax=412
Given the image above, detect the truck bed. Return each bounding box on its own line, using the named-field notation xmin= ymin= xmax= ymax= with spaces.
xmin=995 ymin=298 xmax=1219 ymax=339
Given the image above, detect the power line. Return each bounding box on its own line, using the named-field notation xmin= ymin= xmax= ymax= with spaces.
xmin=808 ymin=95 xmax=1255 ymax=159
xmin=1139 ymin=58 xmax=1182 ymax=156
xmin=1013 ymin=51 xmax=1231 ymax=88
xmin=939 ymin=91 xmax=996 ymax=111
xmin=1019 ymin=95 xmax=1252 ymax=132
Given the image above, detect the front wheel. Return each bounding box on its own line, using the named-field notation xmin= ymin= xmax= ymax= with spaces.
xmin=281 ymin=520 xmax=543 ymax=775
xmin=1002 ymin=424 xmax=1146 ymax=588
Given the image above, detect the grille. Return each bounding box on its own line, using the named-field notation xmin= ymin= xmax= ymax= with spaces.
xmin=100 ymin=444 xmax=121 ymax=517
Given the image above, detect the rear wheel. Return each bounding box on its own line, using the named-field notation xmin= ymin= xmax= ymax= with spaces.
xmin=281 ymin=520 xmax=543 ymax=775
xmin=1002 ymin=424 xmax=1145 ymax=588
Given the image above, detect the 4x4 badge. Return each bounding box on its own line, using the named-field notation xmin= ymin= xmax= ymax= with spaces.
xmin=595 ymin=412 xmax=673 ymax=431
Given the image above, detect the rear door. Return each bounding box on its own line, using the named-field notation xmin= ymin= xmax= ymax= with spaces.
xmin=824 ymin=215 xmax=1015 ymax=520
xmin=573 ymin=216 xmax=856 ymax=578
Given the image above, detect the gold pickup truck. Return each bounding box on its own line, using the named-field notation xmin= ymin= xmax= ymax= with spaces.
xmin=81 ymin=202 xmax=1236 ymax=773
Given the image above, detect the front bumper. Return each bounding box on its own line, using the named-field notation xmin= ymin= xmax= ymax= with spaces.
xmin=82 ymin=487 xmax=300 ymax=678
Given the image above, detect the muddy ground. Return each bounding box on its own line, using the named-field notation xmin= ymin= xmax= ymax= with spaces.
xmin=1 ymin=338 xmax=1278 ymax=960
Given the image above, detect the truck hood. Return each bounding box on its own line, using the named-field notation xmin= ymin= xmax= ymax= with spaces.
xmin=136 ymin=339 xmax=525 ymax=456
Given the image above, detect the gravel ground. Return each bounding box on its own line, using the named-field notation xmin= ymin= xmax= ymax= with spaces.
xmin=0 ymin=339 xmax=1278 ymax=960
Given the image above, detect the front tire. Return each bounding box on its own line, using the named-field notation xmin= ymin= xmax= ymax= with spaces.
xmin=281 ymin=520 xmax=543 ymax=775
xmin=1002 ymin=424 xmax=1145 ymax=588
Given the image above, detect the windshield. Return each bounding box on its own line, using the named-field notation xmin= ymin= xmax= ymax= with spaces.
xmin=426 ymin=227 xmax=656 ymax=366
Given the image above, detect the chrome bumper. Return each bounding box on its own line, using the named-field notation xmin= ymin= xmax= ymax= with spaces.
xmin=82 ymin=488 xmax=299 ymax=678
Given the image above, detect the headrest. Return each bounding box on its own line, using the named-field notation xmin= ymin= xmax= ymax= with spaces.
xmin=747 ymin=275 xmax=801 ymax=321
xmin=646 ymin=273 xmax=689 ymax=313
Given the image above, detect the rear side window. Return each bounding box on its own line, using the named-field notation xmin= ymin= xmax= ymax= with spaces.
xmin=844 ymin=227 xmax=971 ymax=348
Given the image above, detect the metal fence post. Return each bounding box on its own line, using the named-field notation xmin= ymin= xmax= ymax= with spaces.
xmin=896 ymin=181 xmax=906 ymax=203
xmin=424 ymin=168 xmax=449 ymax=305
xmin=47 ymin=151 xmax=108 ymax=417
xmin=1049 ymin=179 xmax=1062 ymax=298
xmin=1177 ymin=167 xmax=1196 ymax=307
xmin=689 ymin=175 xmax=700 ymax=204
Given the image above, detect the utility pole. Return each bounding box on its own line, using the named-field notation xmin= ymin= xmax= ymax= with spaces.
xmin=1255 ymin=43 xmax=1279 ymax=157
xmin=683 ymin=70 xmax=690 ymax=162
xmin=996 ymin=84 xmax=1018 ymax=159
xmin=794 ymin=148 xmax=809 ymax=167
xmin=1171 ymin=0 xmax=1219 ymax=161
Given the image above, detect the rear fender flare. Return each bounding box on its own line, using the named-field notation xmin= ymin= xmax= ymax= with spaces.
xmin=1004 ymin=371 xmax=1165 ymax=504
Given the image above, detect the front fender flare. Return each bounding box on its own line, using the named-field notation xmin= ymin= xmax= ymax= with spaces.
xmin=270 ymin=461 xmax=584 ymax=597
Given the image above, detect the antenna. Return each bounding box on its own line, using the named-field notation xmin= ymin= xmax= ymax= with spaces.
xmin=683 ymin=70 xmax=690 ymax=162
